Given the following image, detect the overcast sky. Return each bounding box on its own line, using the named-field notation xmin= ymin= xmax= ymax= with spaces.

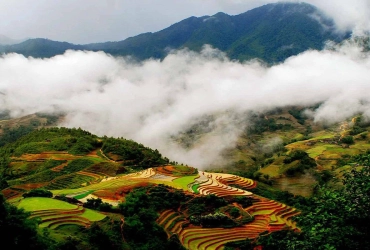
xmin=0 ymin=0 xmax=369 ymax=44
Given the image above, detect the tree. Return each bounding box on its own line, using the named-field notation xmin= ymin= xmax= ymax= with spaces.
xmin=341 ymin=135 xmax=354 ymax=145
xmin=257 ymin=166 xmax=370 ymax=249
xmin=23 ymin=188 xmax=53 ymax=198
xmin=0 ymin=194 xmax=52 ymax=249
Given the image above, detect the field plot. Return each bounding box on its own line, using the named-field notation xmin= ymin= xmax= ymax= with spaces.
xmin=18 ymin=197 xmax=105 ymax=229
xmin=169 ymin=197 xmax=298 ymax=250
xmin=196 ymin=172 xmax=253 ymax=197
xmin=152 ymin=170 xmax=298 ymax=250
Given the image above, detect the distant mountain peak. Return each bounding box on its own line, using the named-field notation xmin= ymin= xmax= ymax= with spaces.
xmin=0 ymin=2 xmax=350 ymax=62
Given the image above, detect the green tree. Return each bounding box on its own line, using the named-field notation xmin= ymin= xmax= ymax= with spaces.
xmin=257 ymin=166 xmax=370 ymax=249
xmin=0 ymin=194 xmax=52 ymax=249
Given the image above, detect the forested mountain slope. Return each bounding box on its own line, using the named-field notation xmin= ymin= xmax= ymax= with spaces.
xmin=0 ymin=2 xmax=348 ymax=63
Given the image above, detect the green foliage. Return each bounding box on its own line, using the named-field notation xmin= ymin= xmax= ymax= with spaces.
xmin=283 ymin=150 xmax=308 ymax=163
xmin=349 ymin=116 xmax=368 ymax=136
xmin=288 ymin=108 xmax=306 ymax=125
xmin=83 ymin=197 xmax=114 ymax=212
xmin=0 ymin=125 xmax=35 ymax=147
xmin=2 ymin=127 xmax=98 ymax=157
xmin=0 ymin=176 xmax=8 ymax=190
xmin=314 ymin=170 xmax=333 ymax=185
xmin=257 ymin=166 xmax=370 ymax=249
xmin=349 ymin=126 xmax=366 ymax=136
xmin=120 ymin=185 xmax=188 ymax=214
xmin=229 ymin=207 xmax=240 ymax=218
xmin=251 ymin=182 xmax=312 ymax=210
xmin=351 ymin=150 xmax=370 ymax=166
xmin=68 ymin=137 xmax=100 ymax=155
xmin=246 ymin=115 xmax=293 ymax=136
xmin=187 ymin=194 xmax=228 ymax=216
xmin=54 ymin=194 xmax=81 ymax=205
xmin=119 ymin=185 xmax=186 ymax=249
xmin=44 ymin=173 xmax=94 ymax=190
xmin=12 ymin=136 xmax=97 ymax=156
xmin=62 ymin=159 xmax=95 ymax=173
xmin=231 ymin=196 xmax=253 ymax=208
xmin=56 ymin=220 xmax=129 ymax=250
xmin=340 ymin=135 xmax=354 ymax=145
xmin=0 ymin=194 xmax=52 ymax=249
xmin=7 ymin=169 xmax=61 ymax=185
xmin=87 ymin=222 xmax=126 ymax=250
xmin=224 ymin=238 xmax=254 ymax=250
xmin=261 ymin=158 xmax=274 ymax=168
xmin=102 ymin=138 xmax=169 ymax=169
xmin=23 ymin=188 xmax=53 ymax=198
xmin=283 ymin=150 xmax=316 ymax=176
xmin=190 ymin=212 xmax=236 ymax=228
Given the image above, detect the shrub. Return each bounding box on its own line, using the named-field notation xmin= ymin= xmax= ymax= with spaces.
xmin=22 ymin=189 xmax=53 ymax=198
xmin=229 ymin=207 xmax=241 ymax=218
xmin=341 ymin=135 xmax=354 ymax=144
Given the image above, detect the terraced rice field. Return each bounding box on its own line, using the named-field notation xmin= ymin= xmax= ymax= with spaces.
xmin=18 ymin=197 xmax=105 ymax=229
xmin=214 ymin=173 xmax=257 ymax=189
xmin=8 ymin=158 xmax=298 ymax=249
xmin=45 ymin=173 xmax=95 ymax=190
xmin=196 ymin=172 xmax=253 ymax=197
xmin=51 ymin=168 xmax=257 ymax=206
xmin=153 ymin=179 xmax=298 ymax=250
xmin=156 ymin=196 xmax=299 ymax=250
xmin=155 ymin=165 xmax=198 ymax=176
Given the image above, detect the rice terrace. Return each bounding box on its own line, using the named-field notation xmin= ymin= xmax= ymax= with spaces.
xmin=1 ymin=115 xmax=369 ymax=250
xmin=0 ymin=127 xmax=302 ymax=249
xmin=1 ymin=1 xmax=370 ymax=249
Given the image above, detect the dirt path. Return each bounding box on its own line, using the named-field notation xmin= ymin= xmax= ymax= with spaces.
xmin=51 ymin=162 xmax=69 ymax=172
xmin=99 ymin=149 xmax=116 ymax=163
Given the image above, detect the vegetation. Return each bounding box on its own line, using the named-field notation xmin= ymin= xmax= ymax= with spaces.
xmin=255 ymin=166 xmax=370 ymax=249
xmin=23 ymin=189 xmax=53 ymax=198
xmin=83 ymin=197 xmax=114 ymax=212
xmin=190 ymin=212 xmax=236 ymax=227
xmin=1 ymin=111 xmax=370 ymax=249
xmin=119 ymin=185 xmax=186 ymax=250
xmin=283 ymin=150 xmax=316 ymax=176
xmin=0 ymin=194 xmax=51 ymax=249
xmin=102 ymin=137 xmax=169 ymax=169
xmin=0 ymin=125 xmax=35 ymax=147
xmin=340 ymin=135 xmax=354 ymax=145
xmin=246 ymin=115 xmax=293 ymax=136
xmin=288 ymin=108 xmax=307 ymax=125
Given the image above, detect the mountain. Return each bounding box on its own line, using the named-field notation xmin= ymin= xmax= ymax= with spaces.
xmin=0 ymin=38 xmax=84 ymax=58
xmin=0 ymin=2 xmax=349 ymax=63
xmin=0 ymin=127 xmax=297 ymax=249
xmin=0 ymin=118 xmax=369 ymax=249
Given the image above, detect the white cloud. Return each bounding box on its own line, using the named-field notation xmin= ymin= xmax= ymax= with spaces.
xmin=1 ymin=39 xmax=370 ymax=168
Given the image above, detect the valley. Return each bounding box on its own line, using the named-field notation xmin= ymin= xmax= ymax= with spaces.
xmin=0 ymin=109 xmax=369 ymax=249
xmin=0 ymin=1 xmax=369 ymax=249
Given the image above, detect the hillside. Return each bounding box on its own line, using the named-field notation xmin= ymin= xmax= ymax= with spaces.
xmin=0 ymin=127 xmax=301 ymax=249
xmin=0 ymin=120 xmax=369 ymax=249
xmin=0 ymin=2 xmax=349 ymax=63
xmin=1 ymin=0 xmax=369 ymax=248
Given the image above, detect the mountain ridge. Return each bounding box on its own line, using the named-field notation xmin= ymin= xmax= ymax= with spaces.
xmin=0 ymin=2 xmax=349 ymax=63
